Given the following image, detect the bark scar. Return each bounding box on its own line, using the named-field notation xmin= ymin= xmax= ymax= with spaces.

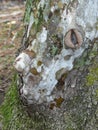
xmin=64 ymin=29 xmax=83 ymax=48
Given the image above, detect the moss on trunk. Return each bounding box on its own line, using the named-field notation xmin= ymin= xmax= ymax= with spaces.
xmin=0 ymin=42 xmax=98 ymax=130
xmin=0 ymin=0 xmax=98 ymax=130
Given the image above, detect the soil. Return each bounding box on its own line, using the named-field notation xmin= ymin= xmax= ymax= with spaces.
xmin=0 ymin=1 xmax=25 ymax=105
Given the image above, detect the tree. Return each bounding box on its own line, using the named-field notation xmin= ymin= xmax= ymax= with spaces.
xmin=0 ymin=0 xmax=98 ymax=130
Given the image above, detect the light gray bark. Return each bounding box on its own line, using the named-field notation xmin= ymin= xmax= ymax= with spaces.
xmin=3 ymin=0 xmax=98 ymax=130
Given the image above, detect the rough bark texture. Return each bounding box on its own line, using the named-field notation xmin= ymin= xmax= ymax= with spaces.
xmin=0 ymin=0 xmax=98 ymax=130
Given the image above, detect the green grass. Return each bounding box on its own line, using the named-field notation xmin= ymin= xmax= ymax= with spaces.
xmin=0 ymin=74 xmax=47 ymax=130
xmin=0 ymin=74 xmax=20 ymax=130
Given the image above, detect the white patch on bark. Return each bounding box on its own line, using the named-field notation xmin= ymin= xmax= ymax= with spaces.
xmin=27 ymin=14 xmax=34 ymax=38
xmin=14 ymin=0 xmax=98 ymax=104
xmin=38 ymin=0 xmax=45 ymax=9
xmin=19 ymin=47 xmax=85 ymax=104
xmin=14 ymin=52 xmax=31 ymax=75
xmin=76 ymin=0 xmax=98 ymax=40
xmin=37 ymin=27 xmax=47 ymax=43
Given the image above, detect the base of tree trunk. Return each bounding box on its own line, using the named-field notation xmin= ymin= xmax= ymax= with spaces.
xmin=0 ymin=41 xmax=98 ymax=130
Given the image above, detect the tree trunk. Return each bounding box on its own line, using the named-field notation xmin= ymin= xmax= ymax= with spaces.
xmin=0 ymin=0 xmax=98 ymax=130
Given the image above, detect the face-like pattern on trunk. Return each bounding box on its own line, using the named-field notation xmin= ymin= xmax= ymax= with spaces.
xmin=14 ymin=0 xmax=98 ymax=105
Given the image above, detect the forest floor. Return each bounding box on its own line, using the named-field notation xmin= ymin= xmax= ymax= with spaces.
xmin=0 ymin=1 xmax=25 ymax=105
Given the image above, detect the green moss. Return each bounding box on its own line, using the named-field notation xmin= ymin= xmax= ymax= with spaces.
xmin=95 ymin=89 xmax=98 ymax=98
xmin=86 ymin=59 xmax=98 ymax=86
xmin=23 ymin=0 xmax=33 ymax=24
xmin=74 ymin=42 xmax=98 ymax=68
xmin=0 ymin=74 xmax=19 ymax=129
xmin=0 ymin=74 xmax=47 ymax=130
xmin=24 ymin=0 xmax=45 ymax=31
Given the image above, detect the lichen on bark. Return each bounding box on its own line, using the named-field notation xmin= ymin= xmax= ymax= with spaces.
xmin=14 ymin=0 xmax=98 ymax=105
xmin=0 ymin=0 xmax=98 ymax=130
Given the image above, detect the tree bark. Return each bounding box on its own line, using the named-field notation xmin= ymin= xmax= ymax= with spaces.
xmin=0 ymin=0 xmax=98 ymax=130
